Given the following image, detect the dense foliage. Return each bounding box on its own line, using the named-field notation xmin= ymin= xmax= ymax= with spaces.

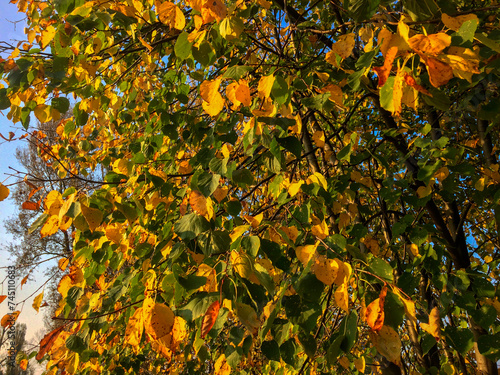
xmin=1 ymin=0 xmax=500 ymax=374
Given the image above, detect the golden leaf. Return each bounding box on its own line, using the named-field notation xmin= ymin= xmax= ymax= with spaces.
xmin=45 ymin=190 xmax=63 ymax=215
xmin=19 ymin=359 xmax=28 ymax=371
xmin=33 ymin=291 xmax=44 ymax=313
xmin=200 ymin=78 xmax=224 ymax=116
xmin=439 ymin=53 xmax=481 ymax=83
xmin=408 ymin=33 xmax=451 ymax=55
xmin=40 ymin=215 xmax=60 ymax=238
xmin=214 ymin=354 xmax=231 ymax=375
xmin=364 ymin=286 xmax=387 ymax=332
xmin=145 ymin=303 xmax=175 ymax=341
xmin=21 ymin=274 xmax=29 ymax=288
xmin=312 ymin=254 xmax=339 ymax=285
xmin=306 ymin=172 xmax=327 ymax=190
xmin=80 ymin=203 xmax=103 ymax=232
xmin=230 ymin=250 xmax=253 ymax=279
xmin=280 ymin=226 xmax=298 ymax=243
xmin=157 ymin=2 xmax=186 ymax=30
xmin=226 ymin=82 xmax=241 ymax=109
xmin=311 ymin=219 xmax=329 ymax=239
xmin=312 ymin=130 xmax=325 ymax=148
xmin=230 ymin=225 xmax=250 ymax=241
xmin=105 ymin=223 xmax=123 ymax=244
xmin=235 ymin=80 xmax=251 ymax=106
xmin=58 ymin=258 xmax=69 ymax=271
xmin=36 ymin=326 xmax=65 ymax=361
xmin=257 ymin=74 xmax=275 ymax=99
xmin=190 ymin=190 xmax=213 ymax=219
xmin=57 ymin=275 xmax=73 ymax=299
xmin=41 ymin=25 xmax=56 ymax=49
xmin=420 ymin=306 xmax=441 ymax=341
xmin=0 ymin=183 xmax=10 ymax=201
xmin=1 ymin=311 xmax=20 ymax=328
xmin=334 ymin=282 xmax=349 ymax=312
xmin=354 ymin=356 xmax=365 ymax=372
xmin=288 ymin=181 xmax=303 ymax=197
xmin=373 ymin=46 xmax=398 ymax=87
xmin=202 ymin=0 xmax=227 ymax=23
xmin=296 ymin=243 xmax=317 ymax=265
xmin=125 ymin=307 xmax=144 ymax=350
xmin=329 ymin=33 xmax=355 ymax=60
xmin=244 ymin=213 xmax=263 ymax=229
xmin=369 ymin=325 xmax=402 ymax=365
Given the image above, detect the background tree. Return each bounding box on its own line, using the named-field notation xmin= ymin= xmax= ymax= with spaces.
xmin=0 ymin=0 xmax=499 ymax=375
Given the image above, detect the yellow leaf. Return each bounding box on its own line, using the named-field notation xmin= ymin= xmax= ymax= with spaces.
xmin=288 ymin=181 xmax=303 ymax=197
xmin=40 ymin=215 xmax=60 ymax=238
xmin=33 ymin=291 xmax=44 ymax=313
xmin=311 ymin=219 xmax=329 ymax=239
xmin=235 ymin=80 xmax=251 ymax=106
xmin=0 ymin=183 xmax=10 ymax=201
xmin=252 ymin=97 xmax=276 ymax=117
xmin=214 ymin=354 xmax=231 ymax=375
xmin=234 ymin=302 xmax=260 ymax=334
xmin=334 ymin=282 xmax=349 ymax=312
xmin=306 ymin=172 xmax=327 ymax=190
xmin=339 ymin=356 xmax=350 ymax=369
xmin=244 ymin=213 xmax=263 ymax=228
xmin=230 ymin=225 xmax=250 ymax=241
xmin=19 ymin=359 xmax=28 ymax=371
xmin=145 ymin=303 xmax=175 ymax=341
xmin=257 ymin=74 xmax=275 ymax=99
xmin=220 ymin=16 xmax=244 ymax=41
xmin=81 ymin=203 xmax=103 ymax=232
xmin=416 ymin=184 xmax=432 ymax=198
xmin=200 ymin=78 xmax=224 ymax=116
xmin=45 ymin=190 xmax=63 ymax=216
xmin=327 ymin=33 xmax=355 ymax=61
xmin=41 ymin=25 xmax=56 ymax=49
xmin=280 ymin=226 xmax=298 ymax=243
xmin=295 ymin=243 xmax=317 ymax=265
xmin=125 ymin=307 xmax=144 ymax=350
xmin=106 ymin=223 xmax=124 ymax=244
xmin=312 ymin=254 xmax=338 ymax=285
xmin=354 ymin=356 xmax=365 ymax=372
xmin=434 ymin=166 xmax=449 ymax=182
xmin=409 ymin=33 xmax=451 ymax=55
xmin=394 ymin=289 xmax=417 ymax=327
xmin=312 ymin=130 xmax=325 ymax=148
xmin=442 ymin=13 xmax=478 ymax=32
xmin=334 ymin=259 xmax=351 ymax=286
xmin=57 ymin=275 xmax=72 ymax=299
xmin=323 ymin=84 xmax=343 ymax=107
xmin=439 ymin=53 xmax=481 ymax=82
xmin=157 ymin=2 xmax=186 ymax=30
xmin=475 ymin=177 xmax=486 ymax=191
xmin=364 ymin=286 xmax=387 ymax=332
xmin=369 ymin=325 xmax=402 ymax=365
xmin=409 ymin=243 xmax=419 ymax=257
xmin=112 ymin=158 xmax=131 ymax=175
xmin=231 ymin=250 xmax=254 ymax=279
xmin=420 ymin=306 xmax=441 ymax=341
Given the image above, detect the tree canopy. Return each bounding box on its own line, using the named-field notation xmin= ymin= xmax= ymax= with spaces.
xmin=0 ymin=0 xmax=500 ymax=374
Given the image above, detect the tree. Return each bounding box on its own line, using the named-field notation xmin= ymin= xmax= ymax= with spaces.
xmin=0 ymin=324 xmax=35 ymax=375
xmin=0 ymin=0 xmax=499 ymax=374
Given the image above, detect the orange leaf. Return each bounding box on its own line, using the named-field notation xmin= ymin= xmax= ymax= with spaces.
xmin=21 ymin=274 xmax=29 ymax=288
xmin=201 ymin=300 xmax=220 ymax=338
xmin=420 ymin=306 xmax=441 ymax=341
xmin=235 ymin=80 xmax=251 ymax=107
xmin=441 ymin=13 xmax=478 ymax=32
xmin=22 ymin=201 xmax=40 ymax=210
xmin=403 ymin=73 xmax=432 ymax=96
xmin=20 ymin=359 xmax=28 ymax=370
xmin=27 ymin=186 xmax=42 ymax=200
xmin=36 ymin=325 xmax=65 ymax=361
xmin=40 ymin=215 xmax=59 ymax=238
xmin=373 ymin=46 xmax=398 ymax=87
xmin=189 ymin=190 xmax=211 ymax=218
xmin=0 ymin=183 xmax=10 ymax=202
xmin=157 ymin=2 xmax=185 ymax=30
xmin=1 ymin=311 xmax=20 ymax=329
xmin=365 ymin=285 xmax=387 ymax=332
xmin=0 ymin=295 xmax=6 ymax=304
xmin=421 ymin=55 xmax=454 ymax=87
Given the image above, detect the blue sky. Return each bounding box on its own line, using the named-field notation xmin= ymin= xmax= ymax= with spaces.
xmin=0 ymin=3 xmax=46 ymax=369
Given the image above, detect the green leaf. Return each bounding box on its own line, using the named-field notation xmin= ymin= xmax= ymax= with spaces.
xmin=0 ymin=88 xmax=11 ymax=110
xmin=29 ymin=213 xmax=49 ymax=234
xmin=66 ymin=335 xmax=86 ymax=354
xmin=174 ymin=32 xmax=192 ymax=60
xmin=368 ymin=257 xmax=394 ymax=283
xmin=51 ymin=97 xmax=70 ymax=113
xmin=298 ymin=331 xmax=316 ymax=358
xmin=348 ymin=0 xmax=380 ymax=22
xmin=444 ymin=326 xmax=474 ymax=355
xmin=261 ymin=340 xmax=281 ymax=361
xmin=198 ymin=230 xmax=231 ymax=256
xmin=271 ymin=76 xmax=289 ymax=105
xmin=403 ymin=0 xmax=439 ymax=21
xmin=277 ymin=136 xmax=302 ymax=158
xmin=232 ymin=169 xmax=255 ymax=187
xmin=280 ymin=339 xmax=297 ymax=367
xmin=457 ymin=19 xmax=478 ymax=43
xmin=478 ymin=332 xmax=500 ymax=361
xmin=302 ymin=93 xmax=331 ymax=110
xmin=241 ymin=236 xmax=260 ymax=257
xmin=222 ymin=65 xmax=253 ymax=79
xmin=174 ymin=213 xmax=211 ymax=241
xmin=193 ymin=171 xmax=220 ymax=197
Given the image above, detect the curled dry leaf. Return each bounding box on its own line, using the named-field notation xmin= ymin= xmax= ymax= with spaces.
xmin=36 ymin=325 xmax=65 ymax=361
